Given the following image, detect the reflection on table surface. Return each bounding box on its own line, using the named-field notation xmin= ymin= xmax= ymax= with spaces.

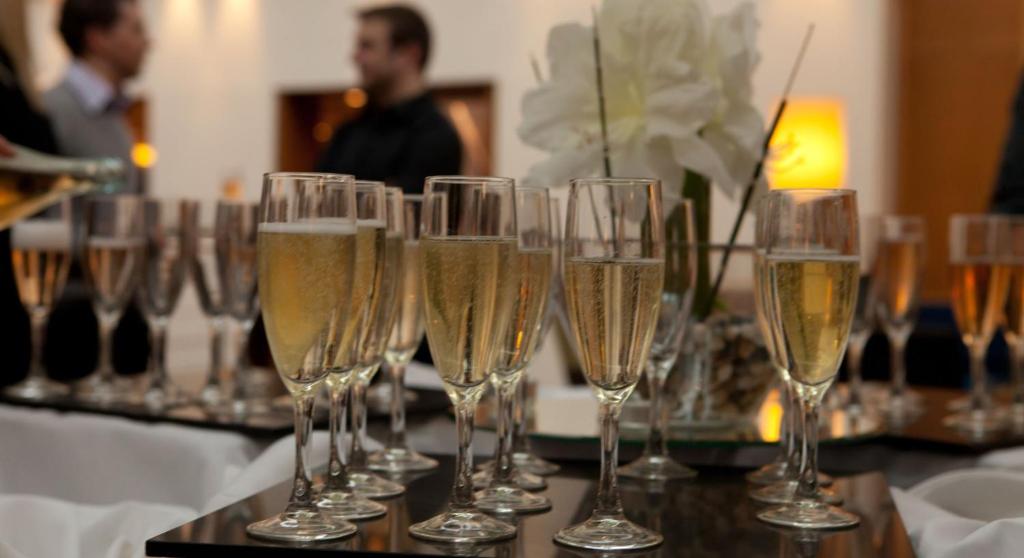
xmin=147 ymin=455 xmax=913 ymax=558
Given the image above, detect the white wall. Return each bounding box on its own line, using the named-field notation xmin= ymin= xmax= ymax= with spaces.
xmin=26 ymin=0 xmax=894 ymax=385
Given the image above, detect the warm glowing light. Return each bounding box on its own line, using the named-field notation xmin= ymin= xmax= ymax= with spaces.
xmin=222 ymin=177 xmax=244 ymax=200
xmin=313 ymin=121 xmax=333 ymax=143
xmin=756 ymin=388 xmax=783 ymax=442
xmin=767 ymin=98 xmax=847 ymax=189
xmin=131 ymin=143 xmax=158 ymax=168
xmin=344 ymin=87 xmax=367 ymax=109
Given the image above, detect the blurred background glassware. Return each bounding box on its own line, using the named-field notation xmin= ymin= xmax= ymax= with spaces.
xmin=345 ymin=185 xmax=406 ymax=500
xmin=76 ymin=194 xmax=145 ymax=405
xmin=944 ymin=214 xmax=1012 ymax=434
xmin=1006 ymin=217 xmax=1024 ymax=425
xmin=368 ymin=193 xmax=439 ymax=474
xmin=5 ymin=200 xmax=72 ymax=399
xmin=140 ymin=198 xmax=198 ymax=410
xmin=192 ymin=202 xmax=228 ymax=409
xmin=842 ymin=215 xmax=880 ymax=415
xmin=618 ymin=192 xmax=697 ymax=482
xmin=0 ymin=144 xmax=124 ymax=230
xmin=218 ymin=200 xmax=261 ymax=416
xmin=247 ymin=172 xmax=359 ymax=542
xmin=474 ymin=186 xmax=553 ymax=514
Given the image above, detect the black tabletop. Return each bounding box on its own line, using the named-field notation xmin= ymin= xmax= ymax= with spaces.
xmin=146 ymin=455 xmax=913 ymax=558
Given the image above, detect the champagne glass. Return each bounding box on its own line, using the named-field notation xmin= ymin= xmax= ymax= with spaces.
xmin=407 ymin=176 xmax=519 ymax=544
xmin=1005 ymin=217 xmax=1024 ymax=423
xmin=5 ymin=201 xmax=72 ymax=399
xmin=843 ymin=216 xmax=880 ymax=414
xmin=943 ymin=214 xmax=1012 ymax=434
xmin=474 ymin=186 xmax=554 ymax=513
xmin=246 ymin=172 xmax=358 ymax=541
xmin=368 ymin=193 xmax=439 ymax=473
xmin=756 ymin=188 xmax=860 ymax=530
xmin=343 ymin=185 xmax=407 ymax=499
xmin=554 ymin=177 xmax=665 ymax=551
xmin=874 ymin=216 xmax=926 ymax=419
xmin=77 ymin=194 xmax=145 ymax=404
xmin=618 ymin=192 xmax=697 ymax=481
xmin=140 ymin=199 xmax=198 ymax=410
xmin=193 ymin=205 xmax=228 ymax=408
xmin=219 ymin=201 xmax=260 ymax=416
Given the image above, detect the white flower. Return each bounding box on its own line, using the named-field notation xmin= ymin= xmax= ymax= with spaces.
xmin=519 ymin=0 xmax=763 ymax=197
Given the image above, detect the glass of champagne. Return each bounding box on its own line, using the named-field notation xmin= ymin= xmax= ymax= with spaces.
xmin=756 ymin=188 xmax=860 ymax=530
xmin=77 ymin=194 xmax=145 ymax=404
xmin=246 ymin=172 xmax=359 ymax=542
xmin=618 ymin=192 xmax=697 ymax=481
xmin=843 ymin=216 xmax=880 ymax=414
xmin=193 ymin=204 xmax=227 ymax=409
xmin=944 ymin=214 xmax=1012 ymax=434
xmin=219 ymin=201 xmax=261 ymax=416
xmin=6 ymin=201 xmax=72 ymax=399
xmin=368 ymin=193 xmax=439 ymax=473
xmin=407 ymin=176 xmax=519 ymax=544
xmin=1006 ymin=217 xmax=1024 ymax=424
xmin=140 ymin=199 xmax=198 ymax=410
xmin=874 ymin=216 xmax=926 ymax=419
xmin=555 ymin=177 xmax=665 ymax=551
xmin=474 ymin=186 xmax=554 ymax=513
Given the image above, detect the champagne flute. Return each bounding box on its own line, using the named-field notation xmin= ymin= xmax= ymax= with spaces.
xmin=5 ymin=201 xmax=72 ymax=399
xmin=77 ymin=194 xmax=145 ymax=404
xmin=757 ymin=188 xmax=860 ymax=530
xmin=843 ymin=216 xmax=880 ymax=414
xmin=618 ymin=192 xmax=697 ymax=481
xmin=193 ymin=205 xmax=227 ymax=409
xmin=943 ymin=214 xmax=1012 ymax=434
xmin=407 ymin=176 xmax=519 ymax=544
xmin=344 ymin=185 xmax=407 ymax=499
xmin=474 ymin=186 xmax=554 ymax=513
xmin=368 ymin=193 xmax=439 ymax=473
xmin=140 ymin=199 xmax=198 ymax=410
xmin=246 ymin=172 xmax=358 ymax=542
xmin=218 ymin=201 xmax=260 ymax=416
xmin=1005 ymin=217 xmax=1024 ymax=423
xmin=554 ymin=177 xmax=665 ymax=551
xmin=874 ymin=216 xmax=926 ymax=419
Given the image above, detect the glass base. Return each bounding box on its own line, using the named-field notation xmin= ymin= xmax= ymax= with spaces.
xmin=947 ymin=393 xmax=993 ymax=412
xmin=408 ymin=509 xmax=516 ymax=543
xmin=474 ymin=484 xmax=552 ymax=514
xmin=748 ymin=481 xmax=843 ymax=505
xmin=618 ymin=454 xmax=697 ymax=481
xmin=943 ymin=409 xmax=1008 ymax=435
xmin=757 ymin=501 xmax=860 ymax=530
xmin=512 ymin=451 xmax=560 ymax=476
xmin=315 ymin=488 xmax=387 ymax=520
xmin=747 ymin=463 xmax=832 ymax=487
xmin=143 ymin=382 xmax=192 ymax=411
xmin=246 ymin=508 xmax=357 ymax=542
xmin=347 ymin=471 xmax=406 ymax=499
xmin=472 ymin=466 xmax=546 ymax=491
xmin=5 ymin=376 xmax=69 ymax=400
xmin=198 ymin=384 xmax=227 ymax=409
xmin=554 ymin=514 xmax=663 ymax=551
xmin=368 ymin=447 xmax=439 ymax=473
xmin=74 ymin=375 xmax=136 ymax=406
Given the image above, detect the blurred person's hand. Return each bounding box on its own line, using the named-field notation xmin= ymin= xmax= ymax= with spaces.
xmin=0 ymin=136 xmax=13 ymax=157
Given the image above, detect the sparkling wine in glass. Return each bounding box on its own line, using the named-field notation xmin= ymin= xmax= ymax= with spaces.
xmin=944 ymin=214 xmax=1012 ymax=434
xmin=368 ymin=193 xmax=439 ymax=473
xmin=618 ymin=191 xmax=697 ymax=482
xmin=407 ymin=176 xmax=519 ymax=544
xmin=77 ymin=194 xmax=145 ymax=405
xmin=5 ymin=201 xmax=72 ymax=399
xmin=756 ymin=188 xmax=861 ymax=530
xmin=474 ymin=186 xmax=554 ymax=513
xmin=218 ymin=201 xmax=260 ymax=416
xmin=140 ymin=199 xmax=198 ymax=410
xmin=246 ymin=172 xmax=359 ymax=542
xmin=554 ymin=177 xmax=665 ymax=551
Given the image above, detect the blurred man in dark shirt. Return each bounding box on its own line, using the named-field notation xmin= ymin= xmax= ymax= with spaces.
xmin=316 ymin=5 xmax=462 ymax=194
xmin=992 ymin=72 xmax=1024 ymax=213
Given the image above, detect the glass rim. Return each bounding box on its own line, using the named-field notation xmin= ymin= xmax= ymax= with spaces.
xmin=356 ymin=180 xmax=386 ymax=190
xmin=765 ymin=188 xmax=856 ymax=196
xmin=404 ymin=193 xmax=423 ymax=201
xmin=425 ymin=175 xmax=514 ymax=187
xmin=516 ymin=185 xmax=550 ymax=193
xmin=263 ymin=171 xmax=353 ymax=182
xmin=570 ymin=177 xmax=660 ymax=187
xmin=950 ymin=213 xmax=1012 ymax=221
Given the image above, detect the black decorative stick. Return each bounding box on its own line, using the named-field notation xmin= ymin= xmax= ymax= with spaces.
xmin=702 ymin=23 xmax=815 ymax=318
xmin=592 ymin=5 xmax=612 ymax=178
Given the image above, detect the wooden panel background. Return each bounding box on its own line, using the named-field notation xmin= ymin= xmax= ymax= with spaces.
xmin=896 ymin=0 xmax=1024 ymax=301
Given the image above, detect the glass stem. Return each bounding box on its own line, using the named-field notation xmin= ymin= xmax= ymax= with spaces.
xmin=349 ymin=373 xmax=371 ymax=470
xmin=450 ymin=398 xmax=478 ymax=512
xmin=386 ymin=363 xmax=409 ymax=451
xmin=231 ymin=321 xmax=252 ymax=403
xmin=889 ymin=332 xmax=908 ymax=403
xmin=795 ymin=397 xmax=820 ymax=504
xmin=969 ymin=344 xmax=988 ymax=414
xmin=97 ymin=313 xmax=117 ymax=383
xmin=325 ymin=380 xmax=350 ymax=492
xmin=643 ymin=364 xmax=668 ymax=458
xmin=595 ymin=400 xmax=625 ymax=519
xmin=203 ymin=318 xmax=225 ymax=391
xmin=846 ymin=340 xmax=864 ymax=409
xmin=148 ymin=319 xmax=168 ymax=389
xmin=285 ymin=393 xmax=317 ymax=514
xmin=783 ymin=382 xmax=800 ymax=478
xmin=491 ymin=372 xmax=521 ymax=486
xmin=27 ymin=311 xmax=48 ymax=381
xmin=511 ymin=378 xmax=530 ymax=455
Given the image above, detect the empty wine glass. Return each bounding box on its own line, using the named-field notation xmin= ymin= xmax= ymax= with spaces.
xmin=140 ymin=198 xmax=198 ymax=410
xmin=192 ymin=203 xmax=228 ymax=409
xmin=6 ymin=201 xmax=72 ymax=400
xmin=219 ymin=201 xmax=260 ymax=416
xmin=1005 ymin=217 xmax=1024 ymax=424
xmin=77 ymin=194 xmax=145 ymax=405
xmin=843 ymin=216 xmax=880 ymax=415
